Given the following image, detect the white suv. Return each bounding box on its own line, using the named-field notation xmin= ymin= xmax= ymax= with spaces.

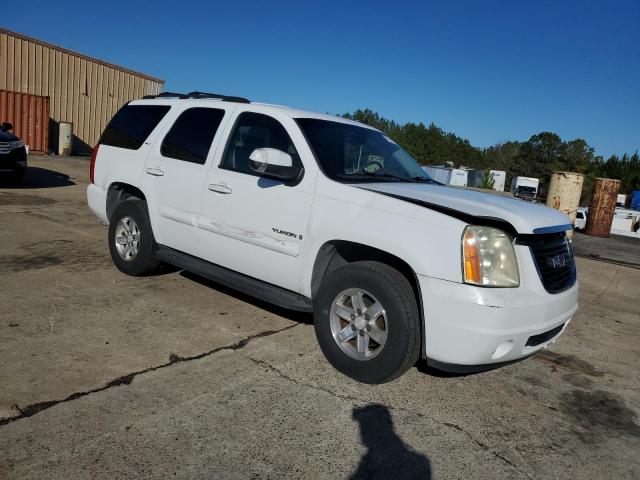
xmin=87 ymin=92 xmax=578 ymax=383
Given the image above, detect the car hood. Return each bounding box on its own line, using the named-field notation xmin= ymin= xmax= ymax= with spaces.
xmin=0 ymin=131 xmax=19 ymax=142
xmin=359 ymin=182 xmax=572 ymax=235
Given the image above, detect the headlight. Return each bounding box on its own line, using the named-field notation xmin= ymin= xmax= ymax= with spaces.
xmin=9 ymin=141 xmax=24 ymax=150
xmin=462 ymin=226 xmax=519 ymax=287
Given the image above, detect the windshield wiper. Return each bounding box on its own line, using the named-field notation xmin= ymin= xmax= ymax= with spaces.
xmin=412 ymin=176 xmax=443 ymax=185
xmin=355 ymin=172 xmax=442 ymax=184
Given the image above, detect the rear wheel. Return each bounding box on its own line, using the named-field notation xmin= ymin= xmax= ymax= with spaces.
xmin=314 ymin=261 xmax=421 ymax=384
xmin=108 ymin=199 xmax=161 ymax=276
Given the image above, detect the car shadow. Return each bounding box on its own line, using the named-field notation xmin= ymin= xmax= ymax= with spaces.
xmin=349 ymin=404 xmax=432 ymax=480
xmin=179 ymin=270 xmax=314 ymax=325
xmin=0 ymin=167 xmax=76 ymax=189
xmin=415 ymin=359 xmax=475 ymax=378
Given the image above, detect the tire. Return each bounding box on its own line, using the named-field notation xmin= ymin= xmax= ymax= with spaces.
xmin=108 ymin=198 xmax=161 ymax=276
xmin=314 ymin=261 xmax=421 ymax=384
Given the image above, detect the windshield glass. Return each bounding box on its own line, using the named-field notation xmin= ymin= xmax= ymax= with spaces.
xmin=296 ymin=118 xmax=433 ymax=183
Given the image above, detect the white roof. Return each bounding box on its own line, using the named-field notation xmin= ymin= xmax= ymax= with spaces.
xmin=130 ymin=97 xmax=378 ymax=131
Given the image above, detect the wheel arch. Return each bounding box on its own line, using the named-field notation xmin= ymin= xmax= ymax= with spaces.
xmin=310 ymin=240 xmax=425 ymax=353
xmin=106 ymin=182 xmax=147 ymax=221
xmin=310 ymin=239 xmax=426 ymax=359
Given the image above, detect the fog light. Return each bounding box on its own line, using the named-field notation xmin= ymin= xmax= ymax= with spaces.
xmin=491 ymin=340 xmax=514 ymax=360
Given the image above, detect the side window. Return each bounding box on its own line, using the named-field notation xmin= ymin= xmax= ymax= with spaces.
xmin=100 ymin=104 xmax=170 ymax=150
xmin=221 ymin=112 xmax=300 ymax=174
xmin=161 ymin=108 xmax=225 ymax=165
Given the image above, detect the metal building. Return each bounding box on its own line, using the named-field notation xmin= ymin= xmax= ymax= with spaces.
xmin=0 ymin=28 xmax=164 ymax=154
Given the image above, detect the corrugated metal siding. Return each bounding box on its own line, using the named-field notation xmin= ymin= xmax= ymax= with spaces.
xmin=0 ymin=90 xmax=50 ymax=153
xmin=0 ymin=29 xmax=164 ymax=154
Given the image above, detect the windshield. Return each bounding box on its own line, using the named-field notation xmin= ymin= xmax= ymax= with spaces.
xmin=296 ymin=118 xmax=434 ymax=183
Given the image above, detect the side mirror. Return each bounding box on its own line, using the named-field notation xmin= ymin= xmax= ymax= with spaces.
xmin=1 ymin=122 xmax=12 ymax=132
xmin=249 ymin=148 xmax=301 ymax=182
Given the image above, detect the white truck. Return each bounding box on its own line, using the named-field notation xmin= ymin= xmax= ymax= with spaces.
xmin=87 ymin=92 xmax=578 ymax=383
xmin=510 ymin=176 xmax=540 ymax=202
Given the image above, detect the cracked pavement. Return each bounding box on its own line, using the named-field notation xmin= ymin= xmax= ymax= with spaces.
xmin=1 ymin=156 xmax=639 ymax=479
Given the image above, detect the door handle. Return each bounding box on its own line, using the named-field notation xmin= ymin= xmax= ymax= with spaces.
xmin=145 ymin=167 xmax=165 ymax=177
xmin=208 ymin=183 xmax=232 ymax=194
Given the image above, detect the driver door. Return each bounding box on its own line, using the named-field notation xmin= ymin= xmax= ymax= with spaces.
xmin=196 ymin=109 xmax=317 ymax=292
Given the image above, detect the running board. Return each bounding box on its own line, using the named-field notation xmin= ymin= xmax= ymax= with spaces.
xmin=157 ymin=246 xmax=313 ymax=312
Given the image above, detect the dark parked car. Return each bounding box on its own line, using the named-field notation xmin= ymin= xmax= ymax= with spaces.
xmin=0 ymin=122 xmax=28 ymax=183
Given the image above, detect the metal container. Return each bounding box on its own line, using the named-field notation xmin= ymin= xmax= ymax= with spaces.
xmin=585 ymin=178 xmax=621 ymax=237
xmin=631 ymin=190 xmax=640 ymax=211
xmin=467 ymin=169 xmax=507 ymax=191
xmin=58 ymin=121 xmax=73 ymax=155
xmin=489 ymin=170 xmax=506 ymax=191
xmin=423 ymin=166 xmax=451 ymax=184
xmin=422 ymin=166 xmax=468 ymax=186
xmin=0 ymin=89 xmax=50 ymax=153
xmin=546 ymin=171 xmax=584 ymax=237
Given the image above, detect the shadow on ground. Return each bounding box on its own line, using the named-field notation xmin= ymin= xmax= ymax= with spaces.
xmin=349 ymin=404 xmax=431 ymax=479
xmin=0 ymin=167 xmax=76 ymax=189
xmin=179 ymin=270 xmax=314 ymax=325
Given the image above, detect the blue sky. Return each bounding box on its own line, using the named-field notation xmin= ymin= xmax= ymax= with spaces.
xmin=3 ymin=0 xmax=639 ymax=157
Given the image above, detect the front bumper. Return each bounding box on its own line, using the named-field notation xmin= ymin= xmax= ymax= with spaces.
xmin=418 ymin=273 xmax=578 ymax=366
xmin=0 ymin=147 xmax=27 ymax=172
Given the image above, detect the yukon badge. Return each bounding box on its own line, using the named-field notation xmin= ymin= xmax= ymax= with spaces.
xmin=272 ymin=228 xmax=303 ymax=240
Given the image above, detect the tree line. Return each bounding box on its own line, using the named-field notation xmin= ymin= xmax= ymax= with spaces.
xmin=342 ymin=109 xmax=639 ymax=204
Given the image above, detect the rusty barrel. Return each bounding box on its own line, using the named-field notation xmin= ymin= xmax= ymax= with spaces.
xmin=546 ymin=171 xmax=584 ymax=237
xmin=585 ymin=178 xmax=621 ymax=237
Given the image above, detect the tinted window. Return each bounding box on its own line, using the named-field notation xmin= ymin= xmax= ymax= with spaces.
xmin=221 ymin=112 xmax=300 ymax=174
xmin=161 ymin=108 xmax=225 ymax=164
xmin=576 ymin=212 xmax=584 ymax=219
xmin=101 ymin=104 xmax=170 ymax=150
xmin=296 ymin=118 xmax=428 ymax=183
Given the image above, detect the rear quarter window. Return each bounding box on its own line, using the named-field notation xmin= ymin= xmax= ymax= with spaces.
xmin=100 ymin=104 xmax=170 ymax=150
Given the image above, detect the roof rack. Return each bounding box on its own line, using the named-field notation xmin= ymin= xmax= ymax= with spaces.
xmin=141 ymin=91 xmax=251 ymax=104
xmin=142 ymin=91 xmax=188 ymax=99
xmin=186 ymin=91 xmax=251 ymax=103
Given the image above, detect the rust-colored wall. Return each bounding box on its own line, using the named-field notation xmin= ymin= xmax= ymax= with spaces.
xmin=0 ymin=28 xmax=164 ymax=154
xmin=585 ymin=178 xmax=621 ymax=237
xmin=0 ymin=90 xmax=49 ymax=153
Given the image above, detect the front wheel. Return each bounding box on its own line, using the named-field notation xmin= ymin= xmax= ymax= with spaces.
xmin=314 ymin=261 xmax=421 ymax=384
xmin=108 ymin=199 xmax=161 ymax=276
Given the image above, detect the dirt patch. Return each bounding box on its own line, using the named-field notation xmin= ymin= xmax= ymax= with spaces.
xmin=560 ymin=389 xmax=640 ymax=443
xmin=535 ymin=350 xmax=604 ymax=377
xmin=562 ymin=373 xmax=594 ymax=389
xmin=0 ymin=240 xmax=109 ymax=273
xmin=0 ymin=254 xmax=62 ymax=273
xmin=22 ymin=240 xmax=109 ymax=272
xmin=0 ymin=193 xmax=56 ymax=206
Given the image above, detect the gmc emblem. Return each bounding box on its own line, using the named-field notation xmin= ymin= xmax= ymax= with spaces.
xmin=549 ymin=254 xmax=568 ymax=269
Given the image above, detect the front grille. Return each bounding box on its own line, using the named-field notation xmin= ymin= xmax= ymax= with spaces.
xmin=526 ymin=323 xmax=565 ymax=346
xmin=517 ymin=232 xmax=576 ymax=293
xmin=0 ymin=143 xmax=11 ymax=154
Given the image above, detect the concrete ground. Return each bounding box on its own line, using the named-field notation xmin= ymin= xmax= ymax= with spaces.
xmin=573 ymin=231 xmax=640 ymax=269
xmin=1 ymin=156 xmax=639 ymax=479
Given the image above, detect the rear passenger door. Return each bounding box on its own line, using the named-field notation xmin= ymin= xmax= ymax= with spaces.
xmin=141 ymin=106 xmax=232 ymax=256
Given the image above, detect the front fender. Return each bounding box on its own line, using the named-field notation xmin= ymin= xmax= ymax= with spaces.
xmin=299 ymin=180 xmax=466 ymax=297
